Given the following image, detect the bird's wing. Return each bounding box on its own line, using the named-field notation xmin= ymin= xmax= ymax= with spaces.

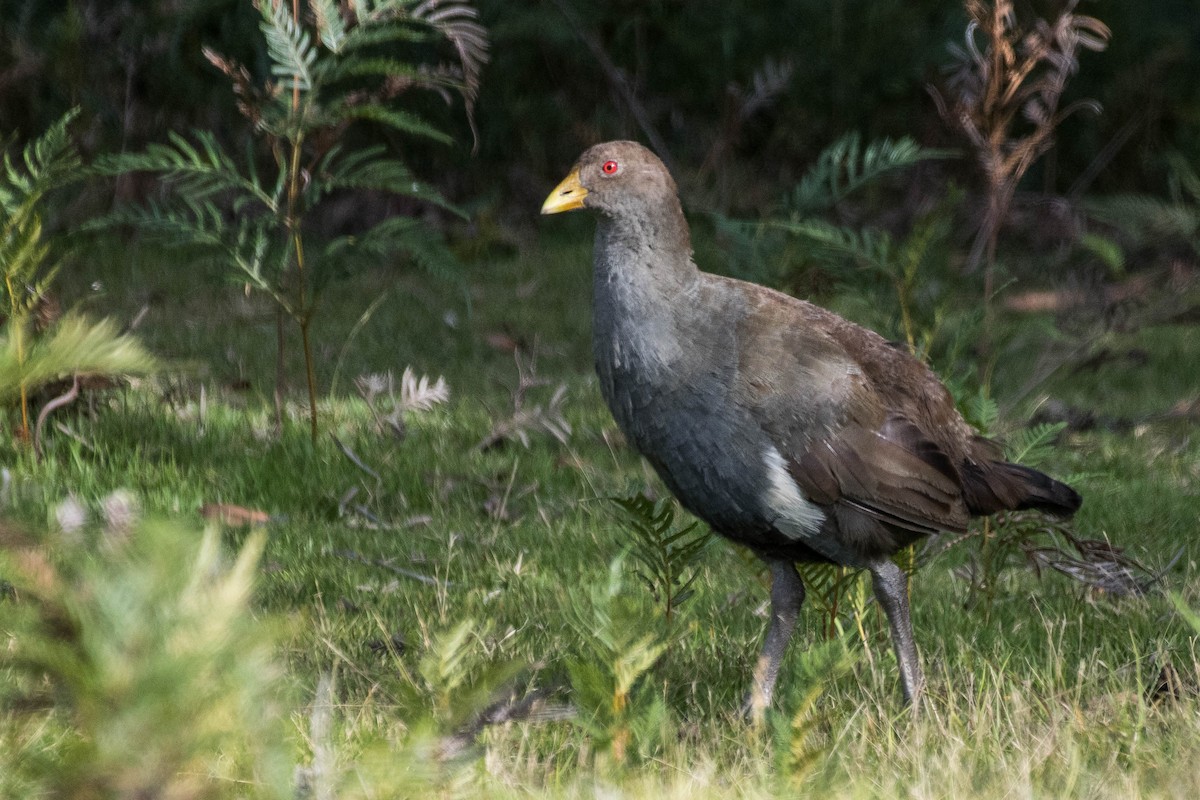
xmin=786 ymin=414 xmax=970 ymax=535
xmin=730 ymin=281 xmax=970 ymax=536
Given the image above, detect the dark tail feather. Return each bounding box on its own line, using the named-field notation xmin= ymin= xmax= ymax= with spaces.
xmin=963 ymin=461 xmax=1082 ymax=518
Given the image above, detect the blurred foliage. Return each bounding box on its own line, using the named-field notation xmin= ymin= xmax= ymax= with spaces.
xmin=0 ymin=513 xmax=292 ymax=799
xmin=1 ymin=0 xmax=1197 ymax=218
xmin=0 ymin=109 xmax=156 ymax=445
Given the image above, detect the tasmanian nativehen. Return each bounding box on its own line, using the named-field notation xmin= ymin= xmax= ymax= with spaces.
xmin=541 ymin=141 xmax=1081 ymax=711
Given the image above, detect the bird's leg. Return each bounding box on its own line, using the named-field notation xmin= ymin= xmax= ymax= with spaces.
xmin=745 ymin=557 xmax=805 ymax=723
xmin=868 ymin=558 xmax=924 ymax=706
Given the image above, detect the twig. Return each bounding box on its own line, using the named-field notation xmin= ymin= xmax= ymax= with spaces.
xmin=335 ymin=549 xmax=454 ymax=588
xmin=436 ymin=687 xmax=577 ymax=760
xmin=33 ymin=374 xmax=80 ymax=462
xmin=330 ymin=433 xmax=381 ymax=483
xmin=1068 ymin=116 xmax=1140 ymax=200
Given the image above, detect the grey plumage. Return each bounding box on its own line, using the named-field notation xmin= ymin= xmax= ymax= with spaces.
xmin=542 ymin=140 xmax=1081 ymax=713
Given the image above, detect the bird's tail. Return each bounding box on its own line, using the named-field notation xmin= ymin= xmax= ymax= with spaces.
xmin=963 ymin=461 xmax=1082 ymax=517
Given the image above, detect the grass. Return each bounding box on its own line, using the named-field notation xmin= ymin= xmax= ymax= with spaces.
xmin=3 ymin=226 xmax=1200 ymax=797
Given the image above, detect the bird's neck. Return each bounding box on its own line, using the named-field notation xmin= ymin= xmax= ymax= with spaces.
xmin=591 ymin=201 xmax=698 ymax=384
xmin=592 ymin=200 xmax=697 ymax=297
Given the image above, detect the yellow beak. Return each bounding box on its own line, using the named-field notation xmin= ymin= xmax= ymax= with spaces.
xmin=540 ymin=168 xmax=587 ymax=214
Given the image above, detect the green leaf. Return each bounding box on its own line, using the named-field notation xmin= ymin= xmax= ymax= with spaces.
xmin=1079 ymin=232 xmax=1124 ymax=276
xmin=340 ymin=20 xmax=431 ymax=51
xmin=770 ymin=218 xmax=896 ymax=276
xmin=965 ymin=391 xmax=1000 ymax=435
xmin=324 ymin=56 xmax=428 ymax=85
xmin=610 ymin=493 xmax=711 ymax=620
xmin=0 ymin=109 xmax=80 ymax=216
xmin=321 ymin=215 xmax=462 ymax=290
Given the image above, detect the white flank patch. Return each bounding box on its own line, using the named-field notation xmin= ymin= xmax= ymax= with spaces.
xmin=762 ymin=446 xmax=825 ymax=540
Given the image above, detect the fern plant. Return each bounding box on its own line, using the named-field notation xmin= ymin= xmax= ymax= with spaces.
xmin=566 ymin=557 xmax=670 ymax=767
xmin=610 ymin=492 xmax=712 ymax=623
xmin=1 ymin=110 xmax=155 ymax=445
xmin=96 ymin=0 xmax=488 ymax=441
xmin=770 ymin=634 xmax=856 ymax=788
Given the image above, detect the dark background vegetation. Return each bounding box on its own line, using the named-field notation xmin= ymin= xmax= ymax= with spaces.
xmin=3 ymin=0 xmax=1198 ymax=217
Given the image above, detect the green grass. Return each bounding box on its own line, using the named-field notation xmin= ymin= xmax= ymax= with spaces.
xmin=3 ymin=229 xmax=1200 ymax=797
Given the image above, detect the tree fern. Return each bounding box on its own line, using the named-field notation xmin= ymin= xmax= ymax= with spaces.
xmin=98 ymin=0 xmax=489 ymax=440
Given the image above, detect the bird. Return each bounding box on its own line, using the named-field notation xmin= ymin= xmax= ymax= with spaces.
xmin=540 ymin=140 xmax=1081 ymax=714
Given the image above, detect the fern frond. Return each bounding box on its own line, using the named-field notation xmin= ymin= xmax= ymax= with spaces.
xmin=565 ymin=556 xmax=669 ymax=761
xmin=311 ymin=0 xmax=349 ymax=53
xmin=324 ymin=55 xmax=426 ymax=86
xmin=770 ymin=218 xmax=896 ymax=275
xmin=334 ymin=102 xmax=453 ymax=143
xmin=611 ymin=493 xmax=711 ymax=620
xmin=339 ymin=20 xmax=429 ymax=50
xmin=1004 ymin=422 xmax=1067 ymax=467
xmin=259 ymin=0 xmax=318 ymax=92
xmin=321 ymin=215 xmax=460 ymax=285
xmin=94 ymin=131 xmax=273 ymax=211
xmin=89 ymin=198 xmax=230 ymax=248
xmin=1 ymin=214 xmax=51 ymax=310
xmin=408 ymin=0 xmax=489 ymax=101
xmin=965 ymin=391 xmax=1000 ymax=435
xmin=786 ymin=133 xmax=951 ymax=216
xmin=1087 ymin=194 xmax=1200 ymax=247
xmin=316 ymin=146 xmax=462 ymax=214
xmin=0 ymin=110 xmax=80 ymax=246
xmin=0 ymin=314 xmax=155 ymax=400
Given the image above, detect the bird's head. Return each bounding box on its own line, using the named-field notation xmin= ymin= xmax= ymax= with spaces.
xmin=541 ymin=141 xmax=679 ymax=219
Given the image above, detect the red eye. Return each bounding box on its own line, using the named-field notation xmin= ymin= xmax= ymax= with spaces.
xmin=601 ymin=160 xmax=619 ymax=175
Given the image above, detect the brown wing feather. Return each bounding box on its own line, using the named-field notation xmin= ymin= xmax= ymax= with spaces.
xmin=788 ymin=415 xmax=970 ymax=536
